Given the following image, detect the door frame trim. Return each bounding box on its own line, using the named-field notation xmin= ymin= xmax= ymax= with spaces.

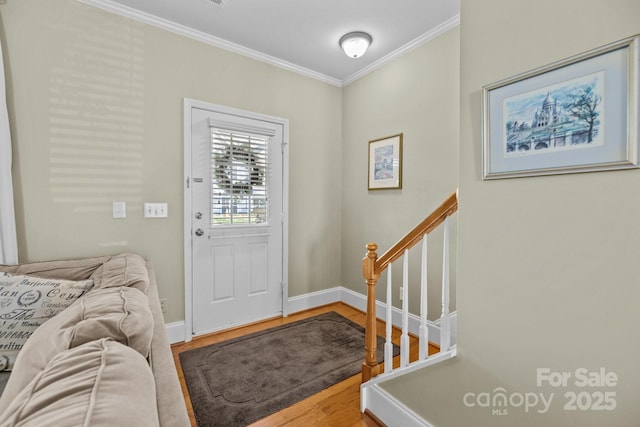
xmin=183 ymin=98 xmax=289 ymax=342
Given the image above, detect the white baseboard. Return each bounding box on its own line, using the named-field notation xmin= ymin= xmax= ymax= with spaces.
xmin=361 ymin=383 xmax=433 ymax=427
xmin=165 ymin=287 xmax=345 ymax=344
xmin=165 ymin=321 xmax=186 ymax=344
xmin=169 ymin=285 xmax=457 ymax=348
xmin=293 ymin=286 xmax=457 ymax=348
xmin=286 ymin=287 xmax=343 ymax=314
xmin=360 ymin=348 xmax=456 ymax=426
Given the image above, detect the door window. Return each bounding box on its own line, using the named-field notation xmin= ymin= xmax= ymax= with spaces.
xmin=210 ymin=127 xmax=269 ymax=226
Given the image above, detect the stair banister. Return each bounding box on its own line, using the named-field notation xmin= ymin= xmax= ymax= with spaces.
xmin=384 ymin=263 xmax=393 ymax=374
xmin=374 ymin=192 xmax=458 ymax=275
xmin=440 ymin=216 xmax=452 ymax=352
xmin=361 ymin=191 xmax=458 ymax=382
xmin=419 ymin=233 xmax=429 ymax=360
xmin=400 ymin=250 xmax=410 ymax=368
xmin=362 ymin=243 xmax=380 ymax=382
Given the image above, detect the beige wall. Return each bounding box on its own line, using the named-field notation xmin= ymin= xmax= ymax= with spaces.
xmin=341 ymin=28 xmax=460 ymax=319
xmin=380 ymin=1 xmax=640 ymax=426
xmin=5 ymin=3 xmax=637 ymax=423
xmin=1 ymin=0 xmax=343 ymax=323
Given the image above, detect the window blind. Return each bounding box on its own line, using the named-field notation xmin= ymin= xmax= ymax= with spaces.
xmin=210 ymin=127 xmax=270 ymax=226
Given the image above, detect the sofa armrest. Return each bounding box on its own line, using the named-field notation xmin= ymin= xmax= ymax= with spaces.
xmin=146 ymin=262 xmax=191 ymax=427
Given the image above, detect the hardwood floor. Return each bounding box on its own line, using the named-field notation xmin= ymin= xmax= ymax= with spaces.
xmin=171 ymin=302 xmax=438 ymax=427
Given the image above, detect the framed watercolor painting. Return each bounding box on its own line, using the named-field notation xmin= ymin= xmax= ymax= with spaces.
xmin=482 ymin=35 xmax=639 ymax=179
xmin=368 ymin=133 xmax=403 ymax=190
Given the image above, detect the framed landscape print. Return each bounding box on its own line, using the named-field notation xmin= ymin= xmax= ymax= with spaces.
xmin=482 ymin=34 xmax=639 ymax=179
xmin=368 ymin=133 xmax=403 ymax=190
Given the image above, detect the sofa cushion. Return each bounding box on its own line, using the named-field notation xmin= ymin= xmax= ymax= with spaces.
xmin=0 ymin=256 xmax=109 ymax=281
xmin=0 ymin=286 xmax=154 ymax=411
xmin=90 ymin=253 xmax=150 ymax=294
xmin=71 ymin=286 xmax=154 ymax=353
xmin=0 ymin=254 xmax=149 ymax=292
xmin=0 ymin=275 xmax=94 ymax=371
xmin=0 ymin=338 xmax=160 ymax=427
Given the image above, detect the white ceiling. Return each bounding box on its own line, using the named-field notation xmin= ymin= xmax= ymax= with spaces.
xmin=81 ymin=0 xmax=460 ymax=86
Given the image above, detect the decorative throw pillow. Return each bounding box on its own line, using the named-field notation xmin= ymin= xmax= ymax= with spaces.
xmin=0 ymin=275 xmax=94 ymax=371
xmin=0 ymin=272 xmax=10 ymax=278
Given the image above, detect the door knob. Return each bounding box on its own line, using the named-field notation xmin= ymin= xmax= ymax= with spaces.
xmin=195 ymin=212 xmax=203 ymax=219
xmin=195 ymin=228 xmax=204 ymax=237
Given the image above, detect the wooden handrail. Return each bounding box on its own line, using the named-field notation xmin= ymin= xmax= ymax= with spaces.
xmin=361 ymin=191 xmax=458 ymax=382
xmin=374 ymin=191 xmax=458 ymax=275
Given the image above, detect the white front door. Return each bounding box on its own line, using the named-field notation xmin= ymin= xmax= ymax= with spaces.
xmin=188 ymin=103 xmax=287 ymax=336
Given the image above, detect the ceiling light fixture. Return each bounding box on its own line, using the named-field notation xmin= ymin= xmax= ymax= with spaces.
xmin=339 ymin=31 xmax=372 ymax=58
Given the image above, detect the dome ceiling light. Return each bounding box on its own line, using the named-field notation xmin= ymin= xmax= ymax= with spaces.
xmin=206 ymin=0 xmax=229 ymax=7
xmin=339 ymin=31 xmax=372 ymax=58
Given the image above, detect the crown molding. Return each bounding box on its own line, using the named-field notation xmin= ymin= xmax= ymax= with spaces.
xmin=78 ymin=0 xmax=459 ymax=88
xmin=342 ymin=14 xmax=461 ymax=86
xmin=77 ymin=0 xmax=343 ymax=87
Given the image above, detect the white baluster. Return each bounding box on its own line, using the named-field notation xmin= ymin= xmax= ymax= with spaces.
xmin=384 ymin=264 xmax=393 ymax=374
xmin=419 ymin=234 xmax=429 ymax=360
xmin=439 ymin=216 xmax=451 ymax=352
xmin=400 ymin=249 xmax=410 ymax=368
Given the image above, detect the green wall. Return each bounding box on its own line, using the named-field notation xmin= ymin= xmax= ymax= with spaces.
xmin=6 ymin=3 xmax=636 ymax=424
xmin=341 ymin=28 xmax=460 ymax=319
xmin=1 ymin=0 xmax=343 ymax=323
xmin=380 ymin=1 xmax=640 ymax=426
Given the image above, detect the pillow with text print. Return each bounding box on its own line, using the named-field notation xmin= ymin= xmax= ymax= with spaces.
xmin=0 ymin=274 xmax=94 ymax=371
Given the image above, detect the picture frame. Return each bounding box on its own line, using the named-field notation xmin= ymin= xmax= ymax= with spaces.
xmin=368 ymin=133 xmax=403 ymax=190
xmin=482 ymin=34 xmax=639 ymax=179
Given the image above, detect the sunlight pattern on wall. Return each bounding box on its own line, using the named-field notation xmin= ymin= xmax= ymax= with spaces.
xmin=48 ymin=7 xmax=144 ymax=213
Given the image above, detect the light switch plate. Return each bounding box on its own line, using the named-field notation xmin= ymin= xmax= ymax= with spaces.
xmin=144 ymin=203 xmax=168 ymax=218
xmin=112 ymin=202 xmax=126 ymax=219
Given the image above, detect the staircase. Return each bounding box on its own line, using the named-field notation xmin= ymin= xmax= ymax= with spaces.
xmin=360 ymin=191 xmax=458 ymax=422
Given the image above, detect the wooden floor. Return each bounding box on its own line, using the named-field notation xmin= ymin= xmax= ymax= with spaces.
xmin=171 ymin=302 xmax=438 ymax=427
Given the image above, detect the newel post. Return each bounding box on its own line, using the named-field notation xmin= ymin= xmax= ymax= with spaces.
xmin=362 ymin=243 xmax=380 ymax=382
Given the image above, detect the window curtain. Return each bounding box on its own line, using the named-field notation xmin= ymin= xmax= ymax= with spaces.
xmin=0 ymin=39 xmax=17 ymax=265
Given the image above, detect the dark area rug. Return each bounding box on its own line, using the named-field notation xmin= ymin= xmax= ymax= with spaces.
xmin=179 ymin=311 xmax=396 ymax=427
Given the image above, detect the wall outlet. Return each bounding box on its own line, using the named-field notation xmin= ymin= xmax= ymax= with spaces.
xmin=160 ymin=298 xmax=167 ymax=314
xmin=399 ymin=287 xmax=403 ymax=301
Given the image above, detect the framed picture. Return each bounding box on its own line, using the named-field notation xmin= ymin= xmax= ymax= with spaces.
xmin=482 ymin=34 xmax=639 ymax=179
xmin=368 ymin=133 xmax=403 ymax=190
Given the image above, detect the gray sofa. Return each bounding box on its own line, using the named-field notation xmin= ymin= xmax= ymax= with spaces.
xmin=0 ymin=253 xmax=190 ymax=427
